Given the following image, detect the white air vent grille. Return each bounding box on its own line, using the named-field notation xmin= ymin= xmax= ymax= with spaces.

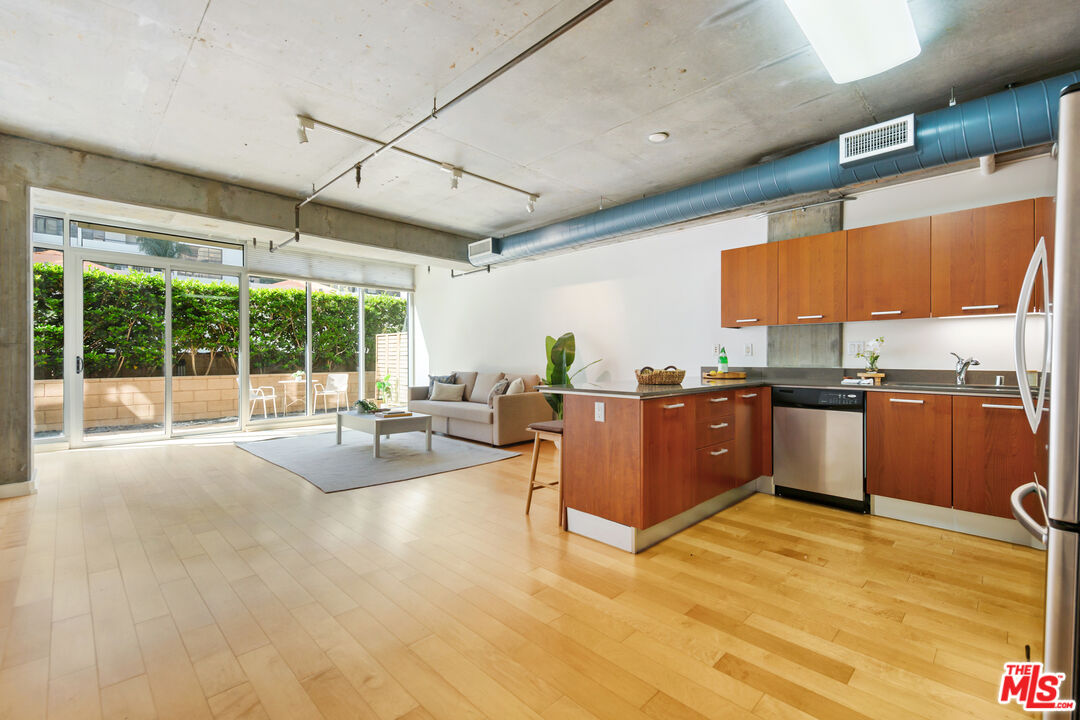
xmin=468 ymin=237 xmax=500 ymax=264
xmin=839 ymin=114 xmax=915 ymax=165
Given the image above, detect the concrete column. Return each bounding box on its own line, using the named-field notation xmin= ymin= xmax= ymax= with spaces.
xmin=767 ymin=202 xmax=844 ymax=368
xmin=0 ymin=177 xmax=33 ymax=494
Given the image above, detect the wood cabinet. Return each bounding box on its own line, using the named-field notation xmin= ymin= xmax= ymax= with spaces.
xmin=695 ymin=442 xmax=736 ymax=504
xmin=777 ymin=230 xmax=846 ymax=325
xmin=952 ymin=396 xmax=1038 ymax=519
xmin=867 ymin=392 xmax=952 ymax=507
xmin=1035 ymin=196 xmax=1056 ymax=313
xmin=930 ymin=199 xmax=1034 ymax=317
xmin=733 ymin=389 xmax=769 ymax=485
xmin=846 ymin=217 xmax=931 ymax=321
xmin=721 ymin=243 xmax=778 ymax=327
xmin=641 ymin=397 xmax=696 ymax=527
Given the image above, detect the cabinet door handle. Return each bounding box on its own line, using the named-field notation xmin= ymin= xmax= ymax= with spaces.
xmin=961 ymin=304 xmax=1000 ymax=311
xmin=982 ymin=403 xmax=1024 ymax=410
xmin=797 ymin=314 xmax=824 ymax=320
xmin=709 ymin=397 xmax=729 ymax=403
xmin=871 ymin=310 xmax=902 ymax=316
xmin=710 ymin=448 xmax=729 ymax=456
xmin=889 ymin=398 xmax=924 ymax=404
xmin=735 ymin=318 xmax=758 ymax=323
xmin=709 ymin=422 xmax=729 ymax=429
xmin=662 ymin=402 xmax=685 ymax=409
xmin=740 ymin=393 xmax=758 ymax=398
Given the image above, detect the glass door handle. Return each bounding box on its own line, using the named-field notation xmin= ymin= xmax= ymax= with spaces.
xmin=1010 ymin=480 xmax=1048 ymax=545
xmin=75 ymin=356 xmax=83 ymax=374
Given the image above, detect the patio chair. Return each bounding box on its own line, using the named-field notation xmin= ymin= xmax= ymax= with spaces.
xmin=239 ymin=377 xmax=278 ymax=419
xmin=314 ymin=373 xmax=350 ymax=412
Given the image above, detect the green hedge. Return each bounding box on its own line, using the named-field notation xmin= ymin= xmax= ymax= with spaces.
xmin=33 ymin=263 xmax=406 ymax=379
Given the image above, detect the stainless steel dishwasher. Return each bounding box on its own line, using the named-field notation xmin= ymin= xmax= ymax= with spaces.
xmin=771 ymin=387 xmax=868 ymax=512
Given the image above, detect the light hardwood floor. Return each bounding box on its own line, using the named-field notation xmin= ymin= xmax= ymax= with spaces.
xmin=1 ymin=430 xmax=1045 ymax=719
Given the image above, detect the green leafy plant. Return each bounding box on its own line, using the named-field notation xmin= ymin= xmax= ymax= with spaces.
xmin=375 ymin=373 xmax=395 ymax=403
xmin=543 ymin=332 xmax=601 ymax=419
xmin=856 ymin=336 xmax=885 ymax=372
xmin=355 ymin=399 xmax=380 ymax=414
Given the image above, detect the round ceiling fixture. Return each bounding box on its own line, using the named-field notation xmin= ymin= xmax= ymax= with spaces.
xmin=648 ymin=131 xmax=670 ymax=143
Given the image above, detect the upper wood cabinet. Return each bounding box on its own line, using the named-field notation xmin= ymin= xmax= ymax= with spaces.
xmin=867 ymin=392 xmax=952 ymax=507
xmin=777 ymin=230 xmax=846 ymax=325
xmin=1035 ymin=196 xmax=1056 ymax=313
xmin=846 ymin=217 xmax=931 ymax=321
xmin=930 ymin=199 xmax=1035 ymax=317
xmin=720 ymin=243 xmax=778 ymax=327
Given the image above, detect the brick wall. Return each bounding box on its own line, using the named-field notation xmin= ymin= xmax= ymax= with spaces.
xmin=33 ymin=371 xmax=363 ymax=431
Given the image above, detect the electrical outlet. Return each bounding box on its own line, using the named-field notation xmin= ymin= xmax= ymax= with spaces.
xmin=744 ymin=343 xmax=753 ymax=356
xmin=594 ymin=401 xmax=605 ymax=423
xmin=712 ymin=343 xmax=721 ymax=356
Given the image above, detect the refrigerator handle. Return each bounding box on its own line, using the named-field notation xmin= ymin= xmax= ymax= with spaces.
xmin=1010 ymin=479 xmax=1049 ymax=545
xmin=1014 ymin=237 xmax=1051 ymax=434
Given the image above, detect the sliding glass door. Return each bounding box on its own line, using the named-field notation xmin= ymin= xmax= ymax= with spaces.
xmin=81 ymin=259 xmax=167 ymax=439
xmin=363 ymin=289 xmax=409 ymax=406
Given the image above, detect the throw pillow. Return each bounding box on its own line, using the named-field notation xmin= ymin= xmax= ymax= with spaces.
xmin=470 ymin=372 xmax=506 ymax=403
xmin=487 ymin=378 xmax=510 ymax=407
xmin=504 ymin=373 xmax=542 ymax=392
xmin=430 ymin=382 xmax=466 ymax=402
xmin=427 ymin=373 xmax=456 ymax=398
xmin=505 ymin=377 xmax=526 ymax=395
xmin=451 ymin=371 xmax=479 ymax=400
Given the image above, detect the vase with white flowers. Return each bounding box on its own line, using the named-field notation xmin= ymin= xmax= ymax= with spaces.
xmin=856 ymin=337 xmax=885 ymax=373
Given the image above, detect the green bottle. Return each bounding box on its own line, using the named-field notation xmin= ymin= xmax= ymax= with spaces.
xmin=718 ymin=346 xmax=729 ymax=373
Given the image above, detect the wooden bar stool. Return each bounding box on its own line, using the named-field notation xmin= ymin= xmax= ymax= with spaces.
xmin=525 ymin=419 xmax=564 ymax=528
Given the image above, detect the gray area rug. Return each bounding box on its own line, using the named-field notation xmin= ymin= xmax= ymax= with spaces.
xmin=236 ymin=430 xmax=519 ymax=493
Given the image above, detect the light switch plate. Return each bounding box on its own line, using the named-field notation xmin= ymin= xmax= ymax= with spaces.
xmin=744 ymin=343 xmax=753 ymax=356
xmin=848 ymin=341 xmax=864 ymax=356
xmin=594 ymin=401 xmax=605 ymax=422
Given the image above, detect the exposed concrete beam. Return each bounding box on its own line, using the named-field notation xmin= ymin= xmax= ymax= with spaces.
xmin=0 ymin=133 xmax=471 ymax=263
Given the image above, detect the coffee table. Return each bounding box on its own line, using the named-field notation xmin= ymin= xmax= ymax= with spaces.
xmin=336 ymin=411 xmax=432 ymax=458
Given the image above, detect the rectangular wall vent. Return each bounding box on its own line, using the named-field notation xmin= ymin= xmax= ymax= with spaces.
xmin=468 ymin=237 xmax=500 ymax=264
xmin=839 ymin=114 xmax=915 ymax=166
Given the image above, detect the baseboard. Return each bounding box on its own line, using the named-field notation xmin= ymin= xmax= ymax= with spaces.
xmin=0 ymin=471 xmax=37 ymax=499
xmin=870 ymin=495 xmax=1044 ymax=548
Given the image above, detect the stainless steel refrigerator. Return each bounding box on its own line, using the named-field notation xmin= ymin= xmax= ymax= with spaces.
xmin=1012 ymin=81 xmax=1080 ymax=719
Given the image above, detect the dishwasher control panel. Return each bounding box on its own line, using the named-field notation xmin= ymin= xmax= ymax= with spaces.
xmin=772 ymin=386 xmax=865 ymax=411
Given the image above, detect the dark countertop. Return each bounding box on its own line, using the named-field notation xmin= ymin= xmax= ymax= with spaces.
xmin=540 ymin=378 xmax=1030 ymax=400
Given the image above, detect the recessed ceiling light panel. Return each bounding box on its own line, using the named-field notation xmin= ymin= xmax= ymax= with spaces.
xmin=648 ymin=131 xmax=670 ymax=143
xmin=784 ymin=0 xmax=921 ymax=84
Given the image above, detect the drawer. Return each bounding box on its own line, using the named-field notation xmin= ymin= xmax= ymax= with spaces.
xmin=696 ymin=391 xmax=735 ymax=419
xmin=695 ymin=441 xmax=737 ymax=501
xmin=696 ymin=416 xmax=735 ymax=448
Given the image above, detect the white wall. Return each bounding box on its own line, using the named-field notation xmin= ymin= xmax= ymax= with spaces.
xmin=414 ymin=155 xmax=1056 ymax=384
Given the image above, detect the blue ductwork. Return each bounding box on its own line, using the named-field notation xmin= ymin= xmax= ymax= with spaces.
xmin=480 ymin=69 xmax=1080 ymax=265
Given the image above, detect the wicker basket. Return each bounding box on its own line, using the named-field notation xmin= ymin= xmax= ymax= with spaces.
xmin=635 ymin=365 xmax=686 ymax=385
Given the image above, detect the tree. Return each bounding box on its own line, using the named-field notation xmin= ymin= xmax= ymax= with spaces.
xmin=135 ymin=236 xmax=196 ymax=259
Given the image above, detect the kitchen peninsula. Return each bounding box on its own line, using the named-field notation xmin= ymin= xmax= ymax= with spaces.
xmin=542 ymin=380 xmax=771 ymax=552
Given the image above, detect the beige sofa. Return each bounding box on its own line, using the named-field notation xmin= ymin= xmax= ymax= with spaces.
xmin=408 ymin=371 xmax=553 ymax=446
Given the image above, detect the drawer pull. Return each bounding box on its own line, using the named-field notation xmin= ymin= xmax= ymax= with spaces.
xmin=709 ymin=423 xmax=729 ymax=429
xmin=961 ymin=304 xmax=1000 ymax=311
xmin=740 ymin=393 xmax=758 ymax=398
xmin=709 ymin=397 xmax=729 ymax=403
xmin=982 ymin=403 xmax=1024 ymax=410
xmin=662 ymin=402 xmax=685 ymax=409
xmin=889 ymin=398 xmax=924 ymax=404
xmin=710 ymin=448 xmax=729 ymax=456
xmin=797 ymin=314 xmax=824 ymax=320
xmin=871 ymin=310 xmax=902 ymax=316
xmin=735 ymin=318 xmax=758 ymax=323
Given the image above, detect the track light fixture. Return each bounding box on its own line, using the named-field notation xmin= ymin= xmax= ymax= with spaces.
xmin=296 ymin=115 xmax=314 ymax=144
xmin=526 ymin=194 xmax=538 ymax=213
xmin=450 ymin=168 xmax=462 ymax=190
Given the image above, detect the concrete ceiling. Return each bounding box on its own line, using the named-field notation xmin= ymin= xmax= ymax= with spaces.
xmin=2 ymin=0 xmax=1079 ymax=242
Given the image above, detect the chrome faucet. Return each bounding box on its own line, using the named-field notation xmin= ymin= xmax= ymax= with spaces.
xmin=951 ymin=352 xmax=981 ymax=385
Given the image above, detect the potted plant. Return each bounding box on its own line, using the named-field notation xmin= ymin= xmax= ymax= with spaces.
xmin=543 ymin=332 xmax=600 ymax=419
xmin=375 ymin=373 xmax=395 ymax=405
xmin=856 ymin=337 xmax=886 ymax=383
